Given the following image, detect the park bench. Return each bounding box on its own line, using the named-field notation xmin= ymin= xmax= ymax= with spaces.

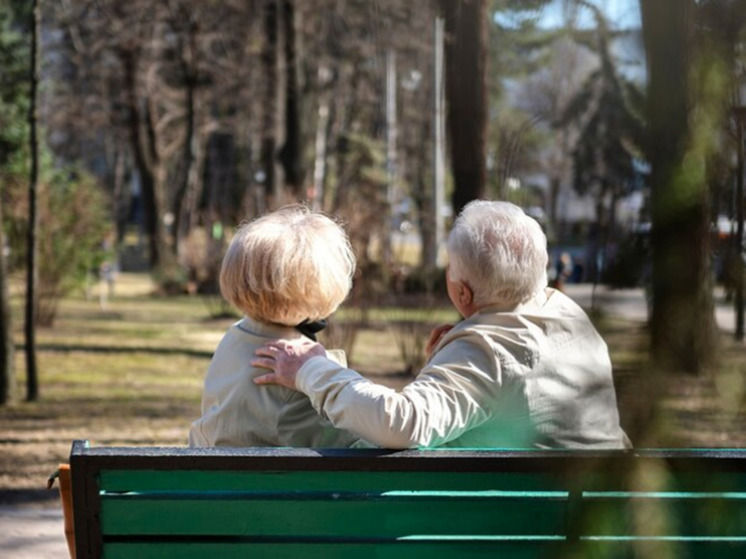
xmin=63 ymin=439 xmax=746 ymax=558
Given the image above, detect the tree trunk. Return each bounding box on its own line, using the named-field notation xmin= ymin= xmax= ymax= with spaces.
xmin=549 ymin=176 xmax=561 ymax=228
xmin=431 ymin=14 xmax=447 ymax=271
xmin=641 ymin=0 xmax=715 ymax=374
xmin=112 ymin=148 xmax=128 ymax=245
xmin=173 ymin=22 xmax=199 ymax=252
xmin=278 ymin=0 xmax=304 ymax=199
xmin=441 ymin=0 xmax=488 ymax=215
xmin=260 ymin=0 xmax=280 ymax=209
xmin=122 ymin=50 xmax=167 ymax=270
xmin=0 ymin=194 xmax=15 ymax=405
xmin=417 ymin=113 xmax=437 ymax=276
xmin=311 ymin=65 xmax=332 ymax=210
xmin=419 ymin=18 xmax=441 ymax=275
xmin=25 ymin=0 xmax=40 ymax=401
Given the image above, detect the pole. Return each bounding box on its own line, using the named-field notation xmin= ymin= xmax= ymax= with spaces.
xmin=384 ymin=49 xmax=397 ymax=265
xmin=736 ymin=113 xmax=745 ymax=340
xmin=433 ymin=16 xmax=446 ymax=267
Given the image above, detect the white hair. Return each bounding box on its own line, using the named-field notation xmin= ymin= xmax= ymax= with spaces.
xmin=447 ymin=200 xmax=548 ymax=306
xmin=220 ymin=206 xmax=355 ymax=325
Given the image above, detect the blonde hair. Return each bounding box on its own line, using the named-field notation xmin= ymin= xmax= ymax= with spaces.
xmin=447 ymin=200 xmax=548 ymax=306
xmin=220 ymin=206 xmax=356 ymax=325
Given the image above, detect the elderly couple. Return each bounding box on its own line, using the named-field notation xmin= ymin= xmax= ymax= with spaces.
xmin=189 ymin=201 xmax=630 ymax=450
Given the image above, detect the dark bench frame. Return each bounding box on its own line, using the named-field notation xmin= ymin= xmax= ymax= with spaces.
xmin=68 ymin=440 xmax=746 ymax=559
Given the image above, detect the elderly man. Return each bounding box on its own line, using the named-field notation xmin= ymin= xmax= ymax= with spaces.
xmin=254 ymin=201 xmax=631 ymax=449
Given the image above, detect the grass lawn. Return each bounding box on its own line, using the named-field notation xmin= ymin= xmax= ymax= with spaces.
xmin=1 ymin=273 xmax=744 ymax=490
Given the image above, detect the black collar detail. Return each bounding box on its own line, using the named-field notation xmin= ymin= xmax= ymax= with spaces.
xmin=295 ymin=319 xmax=327 ymax=341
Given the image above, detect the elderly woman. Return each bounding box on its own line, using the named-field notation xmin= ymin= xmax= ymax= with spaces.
xmin=253 ymin=201 xmax=631 ymax=449
xmin=189 ymin=206 xmax=360 ymax=448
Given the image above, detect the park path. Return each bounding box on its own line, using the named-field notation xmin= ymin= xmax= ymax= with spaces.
xmin=0 ymin=284 xmax=738 ymax=558
xmin=0 ymin=503 xmax=67 ymax=558
xmin=564 ymin=284 xmax=737 ymax=333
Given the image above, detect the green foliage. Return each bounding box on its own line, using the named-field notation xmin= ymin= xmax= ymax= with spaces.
xmin=44 ymin=167 xmax=110 ymax=278
xmin=2 ymin=161 xmax=112 ymax=326
xmin=0 ymin=1 xmax=29 ymax=166
xmin=487 ymin=0 xmax=566 ymax=206
xmin=561 ymin=5 xmax=645 ymax=199
xmin=490 ymin=0 xmax=559 ymax=89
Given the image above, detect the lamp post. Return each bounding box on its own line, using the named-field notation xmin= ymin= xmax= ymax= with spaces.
xmin=734 ymin=79 xmax=746 ymax=341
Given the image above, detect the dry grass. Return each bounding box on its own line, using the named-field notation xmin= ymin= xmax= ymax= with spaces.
xmin=589 ymin=314 xmax=746 ymax=449
xmin=0 ymin=274 xmax=745 ymax=492
xmin=1 ymin=276 xmax=222 ymax=489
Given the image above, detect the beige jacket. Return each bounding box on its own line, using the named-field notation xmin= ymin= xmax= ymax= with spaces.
xmin=296 ymin=288 xmax=631 ymax=449
xmin=189 ymin=317 xmax=360 ymax=448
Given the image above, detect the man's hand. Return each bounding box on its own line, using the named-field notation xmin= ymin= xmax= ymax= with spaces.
xmin=252 ymin=338 xmax=327 ymax=389
xmin=425 ymin=324 xmax=454 ymax=358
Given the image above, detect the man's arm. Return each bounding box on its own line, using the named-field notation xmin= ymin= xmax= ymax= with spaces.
xmin=253 ymin=335 xmax=500 ymax=448
xmin=254 ymin=323 xmax=456 ymax=387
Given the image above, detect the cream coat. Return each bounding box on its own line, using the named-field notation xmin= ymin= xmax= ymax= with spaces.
xmin=189 ymin=317 xmax=360 ymax=448
xmin=296 ymin=288 xmax=631 ymax=449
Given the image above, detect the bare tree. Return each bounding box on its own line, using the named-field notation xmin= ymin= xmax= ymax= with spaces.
xmin=52 ymin=1 xmax=248 ymax=273
xmin=120 ymin=41 xmax=170 ymax=271
xmin=521 ymin=36 xmax=594 ymax=226
xmin=441 ymin=0 xmax=489 ymax=214
xmin=0 ymin=194 xmax=14 ymax=405
xmin=164 ymin=0 xmax=201 ymax=249
xmin=0 ymin=0 xmax=22 ymax=406
xmin=260 ymin=0 xmax=281 ymax=209
xmin=25 ymin=0 xmax=40 ymax=401
xmin=44 ymin=1 xmax=456 ymax=289
xmin=278 ymin=0 xmax=305 ymax=198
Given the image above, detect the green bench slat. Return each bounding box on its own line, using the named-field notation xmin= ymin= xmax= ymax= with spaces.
xmin=579 ymin=539 xmax=746 ymax=559
xmin=102 ymin=540 xmax=569 ymax=559
xmin=580 ymin=493 xmax=746 ymax=538
xmin=100 ymin=539 xmax=746 ymax=559
xmin=99 ymin=494 xmax=568 ymax=537
xmin=98 ymin=492 xmax=746 ymax=539
xmin=100 ymin=489 xmax=569 ymax=499
xmin=98 ymin=469 xmax=563 ymax=492
xmin=580 ymin=472 xmax=746 ymax=493
xmin=99 ymin=469 xmax=746 ymax=493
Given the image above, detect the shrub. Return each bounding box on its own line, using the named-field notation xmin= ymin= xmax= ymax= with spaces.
xmin=3 ymin=164 xmax=111 ymax=326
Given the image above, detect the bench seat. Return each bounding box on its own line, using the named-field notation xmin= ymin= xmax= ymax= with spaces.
xmin=68 ymin=440 xmax=746 ymax=558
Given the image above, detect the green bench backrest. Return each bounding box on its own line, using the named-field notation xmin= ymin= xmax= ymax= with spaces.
xmin=69 ymin=441 xmax=746 ymax=559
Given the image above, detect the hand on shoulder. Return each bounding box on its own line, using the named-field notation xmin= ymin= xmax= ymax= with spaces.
xmin=253 ymin=338 xmax=327 ymax=389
